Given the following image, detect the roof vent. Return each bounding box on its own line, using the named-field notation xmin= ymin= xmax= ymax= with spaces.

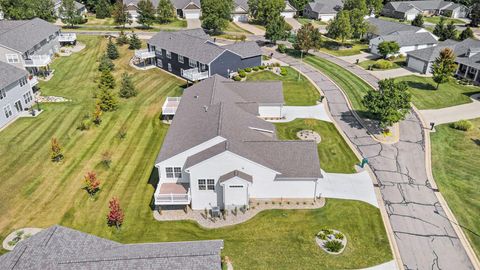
xmin=194 ymin=95 xmax=199 ymax=99
xmin=203 ymin=105 xmax=208 ymax=112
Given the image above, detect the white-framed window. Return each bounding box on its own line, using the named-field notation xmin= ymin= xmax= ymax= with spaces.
xmin=157 ymin=49 xmax=162 ymax=57
xmin=168 ymin=63 xmax=172 ymax=71
xmin=4 ymin=104 xmax=12 ymax=118
xmin=0 ymin=89 xmax=6 ymax=100
xmin=166 ymin=50 xmax=171 ymax=59
xmin=200 ymin=63 xmax=207 ymax=71
xmin=19 ymin=77 xmax=27 ymax=87
xmin=207 ymin=179 xmax=215 ymax=190
xmin=165 ymin=167 xmax=174 ymax=178
xmin=157 ymin=59 xmax=163 ymax=68
xmin=174 ymin=167 xmax=182 ymax=178
xmin=178 ymin=55 xmax=184 ymax=64
xmin=6 ymin=54 xmax=19 ymax=64
xmin=198 ymin=179 xmax=206 ymax=190
xmin=189 ymin=58 xmax=197 ymax=68
xmin=23 ymin=91 xmax=33 ymax=104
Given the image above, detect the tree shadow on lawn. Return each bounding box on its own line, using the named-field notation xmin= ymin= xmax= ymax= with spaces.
xmin=472 ymin=138 xmax=480 ymax=146
xmin=147 ymin=167 xmax=159 ymax=211
xmin=404 ymin=80 xmax=436 ymax=91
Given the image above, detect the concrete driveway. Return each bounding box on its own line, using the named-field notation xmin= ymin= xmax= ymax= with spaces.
xmin=267 ymin=104 xmax=332 ymax=123
xmin=187 ymin=19 xmax=201 ymax=29
xmin=284 ymin=18 xmax=302 ymax=31
xmin=235 ymin=21 xmax=265 ymax=36
xmin=421 ymin=93 xmax=480 ymax=125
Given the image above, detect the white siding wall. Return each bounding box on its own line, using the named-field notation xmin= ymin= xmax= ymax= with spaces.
xmin=222 ymin=177 xmax=251 ymax=208
xmin=370 ymin=37 xmax=436 ymax=56
xmin=319 ymin=14 xmax=336 ymax=22
xmin=0 ymin=77 xmax=34 ymax=128
xmin=0 ymin=46 xmax=25 ymax=71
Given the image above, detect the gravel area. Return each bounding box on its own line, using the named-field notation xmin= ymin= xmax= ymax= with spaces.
xmin=35 ymin=91 xmax=71 ymax=103
xmin=297 ymin=130 xmax=321 ymax=143
xmin=153 ymin=198 xmax=325 ymax=229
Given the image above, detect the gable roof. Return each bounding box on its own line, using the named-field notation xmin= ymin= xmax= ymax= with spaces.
xmin=367 ymin=17 xmax=422 ymax=36
xmin=171 ymin=0 xmax=201 ymax=9
xmin=0 ymin=61 xmax=27 ymax=90
xmin=379 ymin=30 xmax=438 ymax=46
xmin=0 ymin=18 xmax=60 ymax=54
xmin=157 ymin=75 xmax=322 ymax=179
xmin=234 ymin=0 xmax=249 ymax=11
xmin=385 ymin=0 xmax=456 ymax=12
xmin=219 ymin=170 xmax=253 ymax=183
xmin=407 ymin=39 xmax=459 ymax=61
xmin=148 ymin=29 xmax=261 ymax=63
xmin=54 ymin=0 xmax=86 ymax=11
xmin=0 ymin=225 xmax=223 ymax=270
xmin=306 ymin=0 xmax=343 ymax=14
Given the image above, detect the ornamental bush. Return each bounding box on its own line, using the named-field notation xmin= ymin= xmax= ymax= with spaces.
xmin=238 ymin=70 xmax=247 ymax=78
xmin=324 ymin=240 xmax=344 ymax=253
xmin=245 ymin=67 xmax=252 ymax=72
xmin=450 ymin=120 xmax=473 ymax=131
xmin=277 ymin=44 xmax=286 ymax=53
xmin=334 ymin=232 xmax=344 ymax=240
xmin=233 ymin=75 xmax=242 ymax=81
xmin=280 ymin=67 xmax=288 ymax=76
xmin=373 ymin=59 xmax=393 ymax=69
xmin=253 ymin=66 xmax=259 ymax=71
xmin=259 ymin=65 xmax=266 ymax=70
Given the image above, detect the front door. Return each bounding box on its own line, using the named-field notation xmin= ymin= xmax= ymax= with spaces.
xmin=14 ymin=100 xmax=23 ymax=113
xmin=224 ymin=184 xmax=249 ymax=208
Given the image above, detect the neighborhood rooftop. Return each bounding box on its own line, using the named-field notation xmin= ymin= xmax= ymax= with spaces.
xmin=0 ymin=225 xmax=224 ymax=270
xmin=0 ymin=61 xmax=27 ymax=90
xmin=306 ymin=0 xmax=343 ymax=14
xmin=124 ymin=0 xmax=200 ymax=9
xmin=156 ymin=75 xmax=322 ymax=179
xmin=366 ymin=17 xmax=423 ymax=36
xmin=0 ymin=18 xmax=60 ymax=53
xmin=387 ymin=0 xmax=459 ymax=11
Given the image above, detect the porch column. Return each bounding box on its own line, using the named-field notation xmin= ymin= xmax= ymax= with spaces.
xmin=475 ymin=69 xmax=480 ymax=83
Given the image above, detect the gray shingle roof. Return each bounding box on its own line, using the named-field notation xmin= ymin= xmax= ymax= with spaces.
xmin=0 ymin=18 xmax=60 ymax=53
xmin=0 ymin=61 xmax=27 ymax=90
xmin=380 ymin=30 xmax=438 ymax=46
xmin=234 ymin=0 xmax=249 ymax=11
xmin=407 ymin=39 xmax=459 ymax=61
xmin=223 ymin=41 xmax=262 ymax=59
xmin=171 ymin=0 xmax=201 ymax=9
xmin=306 ymin=0 xmax=343 ymax=14
xmin=367 ymin=17 xmax=421 ymax=36
xmin=156 ymin=75 xmax=322 ymax=179
xmin=385 ymin=0 xmax=455 ymax=12
xmin=219 ymin=170 xmax=253 ymax=183
xmin=0 ymin=225 xmax=223 ymax=270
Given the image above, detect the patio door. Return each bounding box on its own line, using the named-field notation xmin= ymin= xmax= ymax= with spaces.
xmin=14 ymin=100 xmax=23 ymax=113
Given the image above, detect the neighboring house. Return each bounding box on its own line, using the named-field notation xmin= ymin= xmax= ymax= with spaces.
xmin=232 ymin=0 xmax=249 ymax=22
xmin=154 ymin=75 xmax=323 ymax=211
xmin=381 ymin=0 xmax=469 ymax=20
xmin=0 ymin=18 xmax=76 ymax=77
xmin=0 ymin=61 xmax=35 ymax=129
xmin=0 ymin=225 xmax=224 ymax=269
xmin=145 ymin=29 xmax=262 ymax=81
xmin=281 ymin=1 xmax=297 ymax=18
xmin=53 ymin=0 xmax=87 ymax=18
xmin=303 ymin=0 xmax=343 ymax=22
xmin=124 ymin=0 xmax=201 ymax=19
xmin=366 ymin=18 xmax=438 ymax=56
xmin=406 ymin=38 xmax=480 ymax=84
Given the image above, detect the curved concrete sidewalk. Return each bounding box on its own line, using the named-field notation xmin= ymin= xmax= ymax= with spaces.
xmin=266 ymin=49 xmax=475 ymax=270
xmin=358 ymin=260 xmax=398 ymax=270
xmin=420 ymin=94 xmax=480 ymax=125
xmin=267 ymin=104 xmax=332 ymax=123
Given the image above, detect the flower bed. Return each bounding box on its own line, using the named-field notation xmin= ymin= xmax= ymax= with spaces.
xmin=315 ymin=228 xmax=347 ymax=254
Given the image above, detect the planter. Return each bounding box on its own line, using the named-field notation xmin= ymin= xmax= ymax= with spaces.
xmin=315 ymin=229 xmax=347 ymax=255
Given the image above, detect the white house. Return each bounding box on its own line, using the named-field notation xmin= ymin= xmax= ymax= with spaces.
xmin=366 ymin=18 xmax=438 ymax=56
xmin=154 ymin=75 xmax=323 ymax=210
xmin=124 ymin=0 xmax=202 ymax=19
xmin=381 ymin=0 xmax=469 ymax=20
xmin=231 ymin=0 xmax=297 ymax=22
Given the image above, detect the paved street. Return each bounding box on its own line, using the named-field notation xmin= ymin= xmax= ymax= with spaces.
xmin=267 ymin=49 xmax=475 ymax=270
xmin=421 ymin=94 xmax=480 ymax=125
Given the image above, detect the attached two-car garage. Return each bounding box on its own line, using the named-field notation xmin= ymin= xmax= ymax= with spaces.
xmin=406 ymin=55 xmax=431 ymax=74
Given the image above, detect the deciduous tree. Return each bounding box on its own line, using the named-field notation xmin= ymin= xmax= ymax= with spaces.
xmin=431 ymin=48 xmax=457 ymax=89
xmin=327 ymin=11 xmax=351 ymax=44
xmin=248 ymin=0 xmax=285 ymax=25
xmin=84 ymin=171 xmax=100 ymax=196
xmin=51 ymin=137 xmax=64 ymax=162
xmin=470 ymin=1 xmax=480 ymax=27
xmin=459 ymin=27 xmax=474 ymax=40
xmin=201 ymin=0 xmax=233 ymax=34
xmin=137 ymin=0 xmax=156 ymax=28
xmin=366 ymin=0 xmax=383 ymax=15
xmin=92 ymin=104 xmax=102 ymax=125
xmin=411 ymin=14 xmax=424 ymax=27
xmin=349 ymin=8 xmax=368 ymax=39
xmin=294 ymin=23 xmax=322 ymax=53
xmin=343 ymin=0 xmax=367 ymax=15
xmin=377 ymin=41 xmax=399 ymax=58
xmin=157 ymin=0 xmax=175 ymax=23
xmin=95 ymin=0 xmax=111 ymax=19
xmin=112 ymin=1 xmax=132 ymax=28
xmin=107 ymin=197 xmax=124 ymax=229
xmin=264 ymin=14 xmax=289 ymax=44
xmin=60 ymin=0 xmax=84 ymax=27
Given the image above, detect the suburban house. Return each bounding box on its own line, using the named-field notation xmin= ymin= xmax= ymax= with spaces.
xmin=231 ymin=0 xmax=297 ymax=22
xmin=366 ymin=18 xmax=438 ymax=56
xmin=303 ymin=0 xmax=343 ymax=22
xmin=0 ymin=61 xmax=35 ymax=129
xmin=0 ymin=225 xmax=224 ymax=269
xmin=0 ymin=18 xmax=77 ymax=77
xmin=144 ymin=29 xmax=262 ymax=81
xmin=154 ymin=75 xmax=322 ymax=211
xmin=124 ymin=0 xmax=202 ymax=19
xmin=406 ymin=38 xmax=480 ymax=83
xmin=53 ymin=0 xmax=87 ymax=18
xmin=381 ymin=0 xmax=468 ymax=20
xmin=280 ymin=1 xmax=297 ymax=18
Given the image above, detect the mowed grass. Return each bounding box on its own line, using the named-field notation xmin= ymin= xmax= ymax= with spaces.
xmin=358 ymin=57 xmax=406 ymax=70
xmin=246 ymin=67 xmax=321 ymax=106
xmin=319 ymin=39 xmax=369 ymax=57
xmin=225 ymin=22 xmax=252 ymax=34
xmin=431 ymin=119 xmax=480 ymax=257
xmin=424 ymin=16 xmax=466 ymax=25
xmin=395 ymin=75 xmax=480 ymax=109
xmin=275 ymin=119 xmax=359 ymax=173
xmin=68 ymin=18 xmax=187 ymax=32
xmin=0 ymin=36 xmax=392 ymax=269
xmin=298 ymin=17 xmax=327 ymax=26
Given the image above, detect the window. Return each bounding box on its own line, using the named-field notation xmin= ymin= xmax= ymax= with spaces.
xmin=23 ymin=91 xmax=33 ymax=104
xmin=0 ymin=89 xmax=5 ymax=100
xmin=6 ymin=54 xmax=19 ymax=64
xmin=174 ymin=167 xmax=182 ymax=178
xmin=157 ymin=59 xmax=163 ymax=68
xmin=207 ymin=179 xmax=215 ymax=190
xmin=198 ymin=179 xmax=206 ymax=190
xmin=200 ymin=63 xmax=207 ymax=71
xmin=166 ymin=50 xmax=171 ymax=59
xmin=4 ymin=105 xmax=12 ymax=118
xmin=189 ymin=58 xmax=197 ymax=68
xmin=165 ymin=167 xmax=174 ymax=178
xmin=178 ymin=55 xmax=184 ymax=64
xmin=156 ymin=49 xmax=162 ymax=57
xmin=19 ymin=77 xmax=27 ymax=87
xmin=168 ymin=63 xmax=172 ymax=71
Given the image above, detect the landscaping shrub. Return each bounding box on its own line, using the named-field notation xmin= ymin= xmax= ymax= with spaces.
xmin=277 ymin=44 xmax=286 ymax=53
xmin=238 ymin=70 xmax=246 ymax=78
xmin=233 ymin=75 xmax=242 ymax=81
xmin=450 ymin=120 xmax=473 ymax=131
xmin=253 ymin=66 xmax=259 ymax=71
xmin=245 ymin=67 xmax=252 ymax=73
xmin=259 ymin=65 xmax=266 ymax=70
xmin=238 ymin=68 xmax=244 ymax=73
xmin=334 ymin=232 xmax=344 ymax=240
xmin=324 ymin=240 xmax=344 ymax=253
xmin=317 ymin=232 xmax=327 ymax=240
xmin=321 ymin=228 xmax=333 ymax=235
xmin=373 ymin=59 xmax=393 ymax=69
xmin=280 ymin=67 xmax=288 ymax=76
xmin=77 ymin=119 xmax=92 ymax=131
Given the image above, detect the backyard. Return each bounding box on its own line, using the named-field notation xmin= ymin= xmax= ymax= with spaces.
xmin=395 ymin=75 xmax=480 ymax=109
xmin=0 ymin=35 xmax=393 ymax=269
xmin=246 ymin=66 xmax=321 ymax=106
xmin=275 ymin=119 xmax=359 ymax=173
xmin=431 ymin=118 xmax=480 ymax=258
xmin=65 ymin=15 xmax=187 ymax=31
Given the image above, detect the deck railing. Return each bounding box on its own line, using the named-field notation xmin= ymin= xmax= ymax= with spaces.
xmin=162 ymin=97 xmax=181 ymax=115
xmin=155 ymin=188 xmax=191 ymax=205
xmin=24 ymin=55 xmax=52 ymax=67
xmin=59 ymin=33 xmax=77 ymax=43
xmin=181 ymin=68 xmax=209 ymax=81
xmin=135 ymin=49 xmax=156 ymax=59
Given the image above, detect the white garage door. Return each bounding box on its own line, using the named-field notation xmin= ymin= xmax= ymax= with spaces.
xmin=232 ymin=14 xmax=248 ymax=22
xmin=184 ymin=10 xmax=200 ymax=19
xmin=224 ymin=185 xmax=248 ymax=207
xmin=407 ymin=57 xmax=427 ymax=73
xmin=281 ymin=12 xmax=295 ymax=18
xmin=406 ymin=13 xmax=416 ymax=21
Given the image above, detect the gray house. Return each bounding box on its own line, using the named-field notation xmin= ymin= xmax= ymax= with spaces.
xmin=53 ymin=0 xmax=87 ymax=18
xmin=124 ymin=0 xmax=202 ymax=19
xmin=406 ymin=38 xmax=480 ymax=84
xmin=303 ymin=0 xmax=343 ymax=22
xmin=145 ymin=29 xmax=262 ymax=81
xmin=0 ymin=225 xmax=224 ymax=269
xmin=381 ymin=0 xmax=468 ymax=20
xmin=0 ymin=61 xmax=35 ymax=129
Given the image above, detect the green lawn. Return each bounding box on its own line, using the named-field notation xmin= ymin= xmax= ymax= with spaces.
xmin=275 ymin=119 xmax=359 ymax=173
xmin=319 ymin=39 xmax=369 ymax=57
xmin=224 ymin=22 xmax=252 ymax=34
xmin=358 ymin=57 xmax=406 ymax=70
xmin=424 ymin=16 xmax=466 ymax=25
xmin=246 ymin=67 xmax=321 ymax=106
xmin=298 ymin=17 xmax=327 ymax=26
xmin=0 ymin=35 xmax=393 ymax=269
xmin=431 ymin=119 xmax=480 ymax=258
xmin=394 ymin=75 xmax=480 ymax=109
xmin=67 ymin=18 xmax=187 ymax=32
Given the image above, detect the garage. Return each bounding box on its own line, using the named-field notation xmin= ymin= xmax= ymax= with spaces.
xmin=281 ymin=11 xmax=295 ymax=18
xmin=407 ymin=56 xmax=427 ymax=73
xmin=184 ymin=10 xmax=201 ymax=19
xmin=232 ymin=13 xmax=248 ymax=22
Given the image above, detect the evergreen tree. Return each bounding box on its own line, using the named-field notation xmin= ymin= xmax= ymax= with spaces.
xmin=362 ymin=79 xmax=411 ymax=129
xmin=157 ymin=0 xmax=175 ymax=23
xmin=411 ymin=14 xmax=424 ymax=27
xmin=433 ymin=16 xmax=446 ymax=40
xmin=128 ymin=33 xmax=142 ymax=50
xmin=431 ymin=48 xmax=457 ymax=89
xmin=99 ymin=70 xmax=116 ymax=89
xmin=116 ymin=30 xmax=129 ymax=45
xmin=107 ymin=38 xmax=119 ymax=59
xmin=295 ymin=23 xmax=322 ymax=53
xmin=471 ymin=1 xmax=480 ymax=27
xmin=112 ymin=1 xmax=132 ymax=28
xmin=327 ymin=11 xmax=351 ymax=44
xmin=97 ymin=87 xmax=118 ymax=111
xmin=137 ymin=0 xmax=156 ymax=28
xmin=201 ymin=0 xmax=234 ymax=34
xmin=444 ymin=21 xmax=458 ymax=40
xmin=248 ymin=0 xmax=285 ymax=25
xmin=265 ymin=14 xmax=289 ymax=44
xmin=60 ymin=0 xmax=84 ymax=27
xmin=459 ymin=27 xmax=474 ymax=40
xmin=99 ymin=54 xmax=115 ymax=71
xmin=95 ymin=0 xmax=111 ymax=19
xmin=119 ymin=73 xmax=137 ymax=98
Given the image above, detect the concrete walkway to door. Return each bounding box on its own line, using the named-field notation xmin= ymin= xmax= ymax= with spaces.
xmin=267 ymin=104 xmax=332 ymax=123
xmin=284 ymin=18 xmax=302 ymax=31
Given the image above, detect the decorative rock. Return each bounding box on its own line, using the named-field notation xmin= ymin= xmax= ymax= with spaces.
xmin=2 ymin=228 xmax=42 ymax=250
xmin=296 ymin=130 xmax=321 ymax=144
